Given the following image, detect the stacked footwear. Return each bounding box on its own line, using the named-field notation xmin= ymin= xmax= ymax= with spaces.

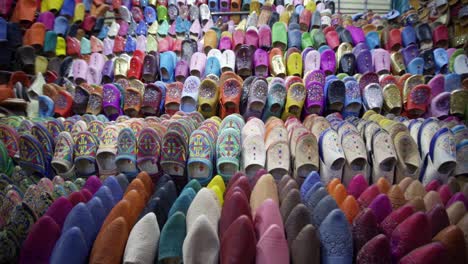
xmin=0 ymin=1 xmax=466 ymax=121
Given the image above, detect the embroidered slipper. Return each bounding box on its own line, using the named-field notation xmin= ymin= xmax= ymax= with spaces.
xmin=220 ymin=77 xmax=242 ymax=119
xmin=340 ymin=129 xmax=367 ymax=186
xmin=243 ymin=77 xmax=268 ymax=120
xmin=420 ymin=128 xmax=457 ymax=186
xmin=19 ymin=134 xmax=52 ymax=179
xmin=136 ymin=128 xmax=162 ymax=183
xmin=216 ymin=128 xmax=241 ymax=182
xmin=72 ymin=131 xmax=98 ymax=178
xmin=102 ymin=84 xmax=122 ymax=121
xmin=281 ymin=82 xmax=306 ymax=120
xmin=51 ymin=132 xmax=75 ymax=180
xmin=164 ymin=82 xmax=183 ymax=116
xmin=187 ymin=130 xmax=215 ymax=185
xmin=161 ymin=129 xmax=188 ymax=188
xmin=294 ymin=132 xmax=319 ymax=184
xmin=393 ymin=132 xmax=420 ymax=183
xmin=269 ymin=48 xmax=286 ymax=78
xmin=318 ymin=128 xmax=345 ymax=184
xmin=371 ymin=128 xmax=397 ymax=184
xmin=0 ymin=124 xmax=19 ymax=159
xmin=262 ymin=80 xmax=286 ymax=122
xmin=115 ymin=128 xmax=138 ymax=179
xmin=407 ymin=84 xmax=431 ymax=118
xmin=241 ymin=134 xmax=266 ymax=179
xmin=180 ymin=76 xmax=201 ymax=113
xmin=265 ymin=133 xmax=290 ymax=182
xmin=95 ymin=125 xmax=119 ymax=179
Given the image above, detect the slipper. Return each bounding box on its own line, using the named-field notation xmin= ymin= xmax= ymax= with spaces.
xmin=164 ymin=82 xmax=183 ymax=116
xmin=254 ymin=49 xmax=269 ymax=78
xmin=416 ymin=23 xmax=433 ymax=50
xmin=241 ymin=134 xmax=266 ymax=178
xmin=406 ymin=84 xmax=431 ymax=118
xmin=269 ymin=48 xmax=286 ymax=78
xmin=180 ymin=76 xmax=201 ymax=113
xmin=362 ymin=83 xmax=383 ymax=113
xmin=216 ymin=128 xmax=241 ymax=181
xmin=236 ymin=45 xmax=253 ymax=79
xmin=261 ymin=79 xmax=286 ymax=122
xmin=96 ymin=125 xmax=119 ymax=179
xmin=0 ymin=124 xmax=19 ymax=159
xmin=393 ymin=131 xmax=420 ymax=183
xmin=340 ymin=129 xmax=367 ymax=186
xmin=381 ymin=83 xmax=402 ymax=115
xmin=449 ymin=89 xmax=468 ymax=118
xmin=188 ymin=130 xmax=215 ymax=185
xmin=271 ymin=22 xmax=287 ymax=51
xmin=389 ymin=51 xmax=406 ymax=75
xmin=343 ymin=79 xmax=361 ymax=117
xmin=161 ymin=127 xmax=188 ymax=187
xmin=244 ymin=77 xmax=268 ymax=120
xmin=304 ymin=79 xmax=324 ymax=117
xmin=102 ymin=84 xmax=122 ymax=121
xmin=51 ymin=132 xmax=75 ymax=179
xmin=219 ymin=77 xmax=242 ymax=119
xmin=293 ymin=131 xmax=319 ymax=183
xmin=265 ymin=130 xmax=290 ymax=181
xmin=197 ymin=78 xmax=220 ymax=118
xmin=115 ymin=128 xmax=138 ymax=178
xmin=318 ymin=128 xmax=345 ymax=183
xmin=73 ymin=131 xmax=99 ymax=178
xmin=371 ymin=128 xmax=397 ymax=184
xmin=281 ymin=82 xmax=306 ymax=120
xmin=420 ymin=128 xmax=457 ymax=186
xmin=324 ymin=79 xmax=345 ymax=113
xmin=136 ymin=128 xmax=162 ymax=183
xmin=160 ymin=51 xmax=177 ymax=82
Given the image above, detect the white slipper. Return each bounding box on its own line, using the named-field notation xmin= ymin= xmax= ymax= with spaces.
xmin=318 ymin=128 xmax=345 ymax=184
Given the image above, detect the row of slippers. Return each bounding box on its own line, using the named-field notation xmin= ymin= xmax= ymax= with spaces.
xmin=0 ymin=109 xmax=466 ymax=190
xmin=3 ymin=69 xmax=468 ymax=127
xmin=2 ymin=166 xmax=467 ymax=263
xmin=1 ymin=0 xmax=467 ymax=75
xmin=5 ymin=13 xmax=468 ymax=78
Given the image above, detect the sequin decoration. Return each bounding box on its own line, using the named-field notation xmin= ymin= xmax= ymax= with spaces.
xmin=364 ymin=84 xmax=383 ymax=109
xmin=125 ymin=89 xmax=141 ymax=109
xmin=103 ymin=87 xmax=119 ymax=104
xmin=73 ymin=88 xmax=88 ymax=104
xmin=87 ymin=94 xmax=103 ymax=113
xmin=290 ymin=84 xmax=306 ymax=101
xmin=251 ymin=79 xmax=268 ymax=99
xmin=307 ymin=82 xmax=324 ymax=102
xmin=143 ymin=86 xmax=162 ymax=109
xmin=199 ymin=82 xmax=216 ymax=98
xmin=410 ymin=87 xmax=430 ymax=105
xmin=55 ymin=94 xmax=68 ymax=109
xmin=223 ymin=79 xmax=240 ymax=98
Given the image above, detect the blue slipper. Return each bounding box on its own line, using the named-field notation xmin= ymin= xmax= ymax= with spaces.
xmin=61 ymin=203 xmax=96 ymax=249
xmin=300 ymin=171 xmax=321 ymax=199
xmin=312 ymin=195 xmax=338 ymax=227
xmin=103 ymin=176 xmax=124 ymax=202
xmin=93 ymin=186 xmax=116 ymax=213
xmin=319 ymin=209 xmax=353 ymax=264
xmin=86 ymin=197 xmax=107 ymax=231
xmin=50 ymin=227 xmax=88 ymax=264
